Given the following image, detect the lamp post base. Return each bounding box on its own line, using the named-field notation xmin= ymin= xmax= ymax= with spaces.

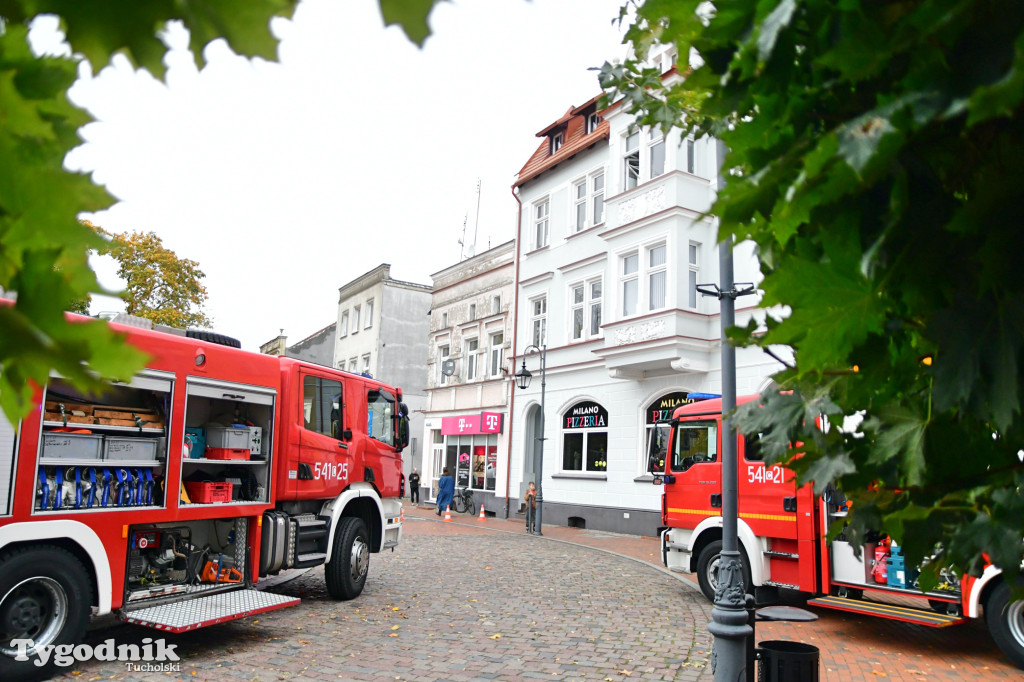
xmin=707 ymin=555 xmax=751 ymax=681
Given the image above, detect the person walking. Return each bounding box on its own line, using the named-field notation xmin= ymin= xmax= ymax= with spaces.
xmin=436 ymin=467 xmax=454 ymax=516
xmin=408 ymin=468 xmax=421 ymax=504
xmin=524 ymin=481 xmax=537 ymax=533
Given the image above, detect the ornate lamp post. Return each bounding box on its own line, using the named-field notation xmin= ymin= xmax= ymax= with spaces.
xmin=515 ymin=344 xmax=546 ymax=536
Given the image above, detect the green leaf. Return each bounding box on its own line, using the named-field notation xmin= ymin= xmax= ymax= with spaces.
xmin=865 ymin=407 xmax=928 ymax=486
xmin=755 ymin=0 xmax=796 ymax=64
xmin=379 ymin=0 xmax=444 ymax=47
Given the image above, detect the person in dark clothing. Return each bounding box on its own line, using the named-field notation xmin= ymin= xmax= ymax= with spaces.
xmin=408 ymin=469 xmax=421 ymax=504
xmin=436 ymin=467 xmax=454 ymax=516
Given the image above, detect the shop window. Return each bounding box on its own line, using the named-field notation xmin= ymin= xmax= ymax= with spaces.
xmin=562 ymin=400 xmax=608 ymax=472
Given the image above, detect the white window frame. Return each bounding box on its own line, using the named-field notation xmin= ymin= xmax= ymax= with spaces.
xmin=489 ymin=332 xmax=504 ymax=377
xmin=530 ymin=296 xmax=547 ymax=347
xmin=686 ymin=137 xmax=696 ymax=175
xmin=352 ymin=305 xmax=360 ymax=334
xmin=592 ymin=171 xmax=605 ymax=226
xmin=465 ymin=338 xmax=479 ymax=381
xmin=624 ymin=132 xmax=640 ymax=191
xmin=534 ymin=199 xmax=550 ymax=249
xmin=492 ymin=295 xmax=501 ymax=314
xmin=338 ymin=360 xmax=345 ymax=371
xmin=573 ymin=179 xmax=588 ymax=233
xmin=340 ymin=311 xmax=349 ymax=337
xmin=569 ymin=277 xmax=603 ymax=342
xmin=469 ymin=303 xmax=477 ymax=321
xmin=648 ymin=243 xmax=667 ymax=311
xmin=621 ymin=253 xmax=639 ymax=317
xmin=572 ymin=170 xmax=606 ymax=233
xmin=365 ymin=299 xmax=374 ymax=329
xmin=586 ymin=112 xmax=601 ymax=134
xmin=349 ymin=357 xmax=358 ymax=372
xmin=551 ymin=132 xmax=563 ymax=154
xmin=688 ymin=241 xmax=701 ymax=310
xmin=437 ymin=344 xmax=450 ymax=386
xmin=649 ymin=132 xmax=666 ymax=179
xmin=362 ymin=354 xmax=371 ymax=374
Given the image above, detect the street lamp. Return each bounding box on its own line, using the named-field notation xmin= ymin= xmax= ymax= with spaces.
xmin=515 ymin=344 xmax=546 ymax=536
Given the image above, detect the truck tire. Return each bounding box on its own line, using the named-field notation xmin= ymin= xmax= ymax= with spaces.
xmin=185 ymin=329 xmax=242 ymax=348
xmin=325 ymin=517 xmax=370 ymax=600
xmin=0 ymin=546 xmax=91 ymax=682
xmin=696 ymin=540 xmax=752 ymax=603
xmin=985 ymin=580 xmax=1024 ymax=669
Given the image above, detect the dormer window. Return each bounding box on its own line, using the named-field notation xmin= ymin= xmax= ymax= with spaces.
xmin=586 ymin=112 xmax=601 ymax=134
xmin=551 ymin=132 xmax=564 ymax=154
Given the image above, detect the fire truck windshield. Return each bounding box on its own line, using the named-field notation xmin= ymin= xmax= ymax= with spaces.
xmin=671 ymin=421 xmax=718 ymax=472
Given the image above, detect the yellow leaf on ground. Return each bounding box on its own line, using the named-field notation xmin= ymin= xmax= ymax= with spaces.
xmin=489 ymin=634 xmax=501 ymax=639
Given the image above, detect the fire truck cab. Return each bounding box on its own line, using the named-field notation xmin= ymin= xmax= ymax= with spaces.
xmin=0 ymin=309 xmax=409 ymax=678
xmin=651 ymin=395 xmax=1024 ymax=670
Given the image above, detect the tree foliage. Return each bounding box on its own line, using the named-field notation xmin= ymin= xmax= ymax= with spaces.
xmin=0 ymin=1 xmax=447 ymax=425
xmin=92 ymin=224 xmax=212 ymax=329
xmin=601 ymin=0 xmax=1024 ymax=586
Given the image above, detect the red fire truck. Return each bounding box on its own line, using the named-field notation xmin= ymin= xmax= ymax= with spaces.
xmin=650 ymin=395 xmax=1024 ymax=669
xmin=0 ymin=308 xmax=409 ymax=678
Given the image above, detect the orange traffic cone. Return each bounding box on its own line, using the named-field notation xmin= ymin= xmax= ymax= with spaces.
xmin=443 ymin=506 xmax=452 ymax=522
xmin=478 ymin=504 xmax=486 ymax=522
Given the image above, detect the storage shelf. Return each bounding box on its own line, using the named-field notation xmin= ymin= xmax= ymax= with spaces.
xmin=44 ymin=421 xmax=164 ymax=435
xmin=34 ymin=505 xmax=164 ymax=514
xmin=182 ymin=458 xmax=267 ymax=466
xmin=39 ymin=458 xmax=164 ymax=467
xmin=180 ymin=500 xmax=269 ymax=508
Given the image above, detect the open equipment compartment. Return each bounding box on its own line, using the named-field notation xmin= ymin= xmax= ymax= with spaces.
xmin=36 ymin=370 xmax=172 ymax=511
xmin=179 ymin=377 xmax=275 ymax=506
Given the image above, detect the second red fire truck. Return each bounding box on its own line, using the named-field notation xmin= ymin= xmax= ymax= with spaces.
xmin=651 ymin=395 xmax=1024 ymax=670
xmin=0 ymin=307 xmax=409 ymax=679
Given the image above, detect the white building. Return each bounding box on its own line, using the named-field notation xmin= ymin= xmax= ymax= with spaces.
xmin=420 ymin=241 xmax=515 ymax=514
xmin=333 ymin=264 xmax=432 ymax=475
xmin=509 ymin=81 xmax=780 ymax=535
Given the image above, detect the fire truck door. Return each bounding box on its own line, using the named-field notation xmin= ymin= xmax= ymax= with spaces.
xmin=665 ymin=420 xmax=722 ymax=530
xmin=738 ymin=434 xmax=799 ymax=541
xmin=297 ymin=373 xmax=352 ymax=499
xmin=363 ymin=388 xmax=401 ymax=498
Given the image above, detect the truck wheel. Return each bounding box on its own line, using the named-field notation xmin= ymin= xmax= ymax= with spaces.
xmin=325 ymin=517 xmax=370 ymax=600
xmin=696 ymin=540 xmax=752 ymax=603
xmin=0 ymin=546 xmax=91 ymax=681
xmin=985 ymin=580 xmax=1024 ymax=669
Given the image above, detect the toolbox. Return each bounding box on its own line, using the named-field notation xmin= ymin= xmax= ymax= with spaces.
xmin=206 ymin=426 xmax=250 ymax=450
xmin=183 ymin=481 xmax=233 ymax=504
xmin=104 ymin=436 xmax=158 ymax=461
xmin=42 ymin=432 xmax=104 ymax=460
xmin=204 ymin=447 xmax=251 ymax=461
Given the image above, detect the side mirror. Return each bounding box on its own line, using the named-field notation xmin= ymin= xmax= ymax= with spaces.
xmin=343 ymin=428 xmax=353 ymax=441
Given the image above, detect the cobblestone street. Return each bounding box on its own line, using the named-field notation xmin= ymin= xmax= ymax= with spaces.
xmin=57 ymin=515 xmax=713 ymax=681
xmin=50 ymin=506 xmax=1023 ymax=681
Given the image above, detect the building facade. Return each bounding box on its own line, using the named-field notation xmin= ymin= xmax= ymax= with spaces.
xmin=420 ymin=241 xmax=515 ymax=514
xmin=333 ymin=264 xmax=432 ymax=477
xmin=259 ymin=324 xmax=336 ymax=367
xmin=509 ymin=83 xmax=781 ymax=536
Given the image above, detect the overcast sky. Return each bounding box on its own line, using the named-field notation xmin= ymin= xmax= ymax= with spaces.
xmin=37 ymin=0 xmax=629 ymax=350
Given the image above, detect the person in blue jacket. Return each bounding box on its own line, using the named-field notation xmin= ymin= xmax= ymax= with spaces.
xmin=436 ymin=467 xmax=454 ymax=516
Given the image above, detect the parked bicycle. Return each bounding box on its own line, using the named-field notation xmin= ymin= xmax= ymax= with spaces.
xmin=452 ymin=487 xmax=476 ymax=516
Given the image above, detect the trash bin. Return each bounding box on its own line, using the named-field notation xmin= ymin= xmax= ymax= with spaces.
xmin=756 ymin=640 xmax=819 ymax=682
